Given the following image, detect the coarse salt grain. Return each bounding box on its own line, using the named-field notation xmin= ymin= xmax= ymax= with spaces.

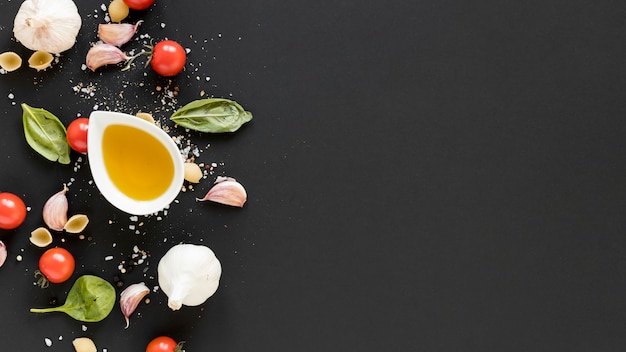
xmin=44 ymin=338 xmax=52 ymax=347
xmin=105 ymin=255 xmax=114 ymax=261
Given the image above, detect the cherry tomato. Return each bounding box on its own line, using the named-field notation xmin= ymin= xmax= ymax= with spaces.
xmin=66 ymin=117 xmax=89 ymax=154
xmin=122 ymin=0 xmax=154 ymax=10
xmin=0 ymin=192 xmax=27 ymax=230
xmin=146 ymin=336 xmax=184 ymax=352
xmin=39 ymin=247 xmax=75 ymax=284
xmin=150 ymin=40 xmax=186 ymax=77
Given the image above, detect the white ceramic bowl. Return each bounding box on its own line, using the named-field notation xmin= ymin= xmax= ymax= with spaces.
xmin=87 ymin=111 xmax=184 ymax=215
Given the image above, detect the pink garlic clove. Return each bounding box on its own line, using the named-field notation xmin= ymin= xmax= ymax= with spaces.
xmin=86 ymin=43 xmax=130 ymax=71
xmin=120 ymin=282 xmax=150 ymax=328
xmin=43 ymin=185 xmax=68 ymax=231
xmin=98 ymin=21 xmax=142 ymax=47
xmin=196 ymin=176 xmax=247 ymax=207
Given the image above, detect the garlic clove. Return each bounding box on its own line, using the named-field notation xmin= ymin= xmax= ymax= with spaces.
xmin=63 ymin=214 xmax=89 ymax=233
xmin=184 ymin=162 xmax=203 ymax=183
xmin=0 ymin=241 xmax=7 ymax=268
xmin=43 ymin=185 xmax=68 ymax=231
xmin=13 ymin=0 xmax=82 ymax=54
xmin=0 ymin=52 xmax=22 ymax=72
xmin=135 ymin=112 xmax=155 ymax=123
xmin=72 ymin=337 xmax=97 ymax=352
xmin=196 ymin=176 xmax=247 ymax=207
xmin=120 ymin=282 xmax=150 ymax=328
xmin=86 ymin=43 xmax=130 ymax=72
xmin=98 ymin=21 xmax=142 ymax=47
xmin=28 ymin=51 xmax=54 ymax=71
xmin=30 ymin=227 xmax=53 ymax=247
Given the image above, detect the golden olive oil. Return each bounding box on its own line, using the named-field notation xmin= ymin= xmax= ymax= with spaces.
xmin=102 ymin=124 xmax=174 ymax=201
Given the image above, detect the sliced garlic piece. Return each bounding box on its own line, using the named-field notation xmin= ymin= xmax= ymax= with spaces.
xmin=64 ymin=214 xmax=89 ymax=233
xmin=28 ymin=51 xmax=54 ymax=71
xmin=136 ymin=112 xmax=155 ymax=123
xmin=30 ymin=227 xmax=53 ymax=247
xmin=0 ymin=52 xmax=22 ymax=72
xmin=183 ymin=162 xmax=203 ymax=183
xmin=72 ymin=337 xmax=97 ymax=352
xmin=0 ymin=241 xmax=7 ymax=268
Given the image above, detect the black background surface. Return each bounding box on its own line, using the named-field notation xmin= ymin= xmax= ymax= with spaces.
xmin=1 ymin=0 xmax=626 ymax=351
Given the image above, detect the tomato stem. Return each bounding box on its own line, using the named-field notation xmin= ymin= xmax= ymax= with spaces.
xmin=175 ymin=341 xmax=186 ymax=352
xmin=34 ymin=270 xmax=49 ymax=289
xmin=121 ymin=44 xmax=154 ymax=71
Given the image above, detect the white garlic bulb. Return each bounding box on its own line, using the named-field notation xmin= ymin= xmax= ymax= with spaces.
xmin=13 ymin=0 xmax=82 ymax=54
xmin=157 ymin=244 xmax=222 ymax=311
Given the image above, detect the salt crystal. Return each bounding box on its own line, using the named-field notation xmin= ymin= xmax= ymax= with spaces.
xmin=44 ymin=338 xmax=52 ymax=347
xmin=105 ymin=255 xmax=114 ymax=261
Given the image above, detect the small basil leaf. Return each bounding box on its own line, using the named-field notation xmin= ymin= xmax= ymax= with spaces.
xmin=21 ymin=103 xmax=70 ymax=164
xmin=30 ymin=275 xmax=116 ymax=322
xmin=170 ymin=98 xmax=252 ymax=133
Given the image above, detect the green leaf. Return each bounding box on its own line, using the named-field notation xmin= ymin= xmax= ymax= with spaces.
xmin=21 ymin=103 xmax=70 ymax=164
xmin=30 ymin=275 xmax=116 ymax=322
xmin=170 ymin=98 xmax=253 ymax=133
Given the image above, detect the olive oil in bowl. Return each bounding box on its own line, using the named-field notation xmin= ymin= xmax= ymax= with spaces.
xmin=88 ymin=111 xmax=184 ymax=215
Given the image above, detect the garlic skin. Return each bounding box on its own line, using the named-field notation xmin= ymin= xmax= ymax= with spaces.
xmin=157 ymin=244 xmax=222 ymax=311
xmin=197 ymin=176 xmax=247 ymax=207
xmin=13 ymin=0 xmax=82 ymax=54
xmin=86 ymin=43 xmax=129 ymax=71
xmin=98 ymin=21 xmax=142 ymax=47
xmin=120 ymin=282 xmax=150 ymax=328
xmin=43 ymin=185 xmax=68 ymax=231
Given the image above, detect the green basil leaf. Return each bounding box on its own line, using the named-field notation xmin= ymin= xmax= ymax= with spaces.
xmin=30 ymin=275 xmax=116 ymax=322
xmin=22 ymin=103 xmax=70 ymax=164
xmin=170 ymin=98 xmax=253 ymax=133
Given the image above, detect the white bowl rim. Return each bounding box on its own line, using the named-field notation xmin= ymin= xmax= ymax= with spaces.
xmin=87 ymin=111 xmax=184 ymax=215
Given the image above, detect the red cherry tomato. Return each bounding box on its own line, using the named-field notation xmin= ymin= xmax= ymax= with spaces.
xmin=39 ymin=247 xmax=75 ymax=284
xmin=146 ymin=336 xmax=183 ymax=352
xmin=0 ymin=192 xmax=27 ymax=230
xmin=150 ymin=40 xmax=186 ymax=77
xmin=122 ymin=0 xmax=154 ymax=10
xmin=66 ymin=117 xmax=89 ymax=154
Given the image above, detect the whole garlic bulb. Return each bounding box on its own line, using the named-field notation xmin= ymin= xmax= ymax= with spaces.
xmin=13 ymin=0 xmax=82 ymax=54
xmin=157 ymin=244 xmax=222 ymax=311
